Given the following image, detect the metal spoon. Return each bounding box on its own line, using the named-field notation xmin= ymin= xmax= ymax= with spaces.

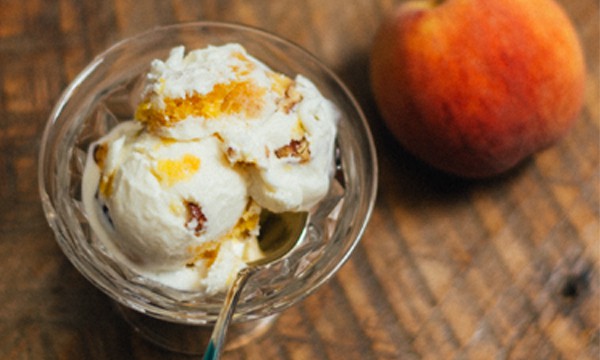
xmin=202 ymin=210 xmax=309 ymax=360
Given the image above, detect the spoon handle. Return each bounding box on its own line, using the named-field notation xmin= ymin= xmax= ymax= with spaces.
xmin=203 ymin=266 xmax=256 ymax=360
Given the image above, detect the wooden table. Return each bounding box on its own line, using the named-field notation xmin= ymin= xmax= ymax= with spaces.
xmin=1 ymin=1 xmax=597 ymax=359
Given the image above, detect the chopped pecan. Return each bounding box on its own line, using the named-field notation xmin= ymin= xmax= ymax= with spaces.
xmin=275 ymin=137 xmax=310 ymax=163
xmin=184 ymin=201 xmax=207 ymax=236
xmin=278 ymin=83 xmax=303 ymax=114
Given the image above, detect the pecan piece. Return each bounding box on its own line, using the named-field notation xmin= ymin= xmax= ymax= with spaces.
xmin=275 ymin=137 xmax=310 ymax=163
xmin=278 ymin=83 xmax=303 ymax=114
xmin=184 ymin=201 xmax=207 ymax=236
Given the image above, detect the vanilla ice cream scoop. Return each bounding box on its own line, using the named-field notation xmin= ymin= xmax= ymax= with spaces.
xmin=137 ymin=44 xmax=339 ymax=212
xmin=89 ymin=121 xmax=252 ymax=269
xmin=83 ymin=43 xmax=338 ymax=294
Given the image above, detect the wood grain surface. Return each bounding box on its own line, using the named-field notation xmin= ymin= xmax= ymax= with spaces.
xmin=1 ymin=0 xmax=598 ymax=359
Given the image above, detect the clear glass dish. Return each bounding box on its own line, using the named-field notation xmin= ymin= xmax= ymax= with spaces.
xmin=38 ymin=21 xmax=377 ymax=351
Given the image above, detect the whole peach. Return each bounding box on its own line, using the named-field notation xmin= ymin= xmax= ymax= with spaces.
xmin=370 ymin=0 xmax=586 ymax=178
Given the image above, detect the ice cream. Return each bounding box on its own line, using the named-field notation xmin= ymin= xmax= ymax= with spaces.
xmin=82 ymin=44 xmax=338 ymax=294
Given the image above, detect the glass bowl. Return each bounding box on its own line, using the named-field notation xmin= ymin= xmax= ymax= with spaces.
xmin=38 ymin=21 xmax=377 ymax=352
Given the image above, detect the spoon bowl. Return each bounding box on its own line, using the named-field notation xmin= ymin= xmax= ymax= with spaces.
xmin=254 ymin=211 xmax=310 ymax=265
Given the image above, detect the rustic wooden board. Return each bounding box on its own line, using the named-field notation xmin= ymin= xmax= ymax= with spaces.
xmin=0 ymin=0 xmax=597 ymax=359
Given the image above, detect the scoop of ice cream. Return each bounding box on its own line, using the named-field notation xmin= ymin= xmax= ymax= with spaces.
xmin=90 ymin=121 xmax=253 ymax=271
xmin=136 ymin=44 xmax=339 ymax=212
xmin=239 ymin=75 xmax=338 ymax=212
